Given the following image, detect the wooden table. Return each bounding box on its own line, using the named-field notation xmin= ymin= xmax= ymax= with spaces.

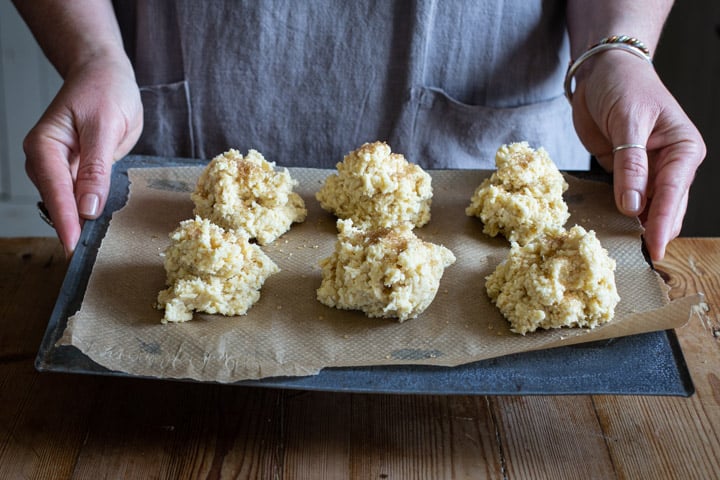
xmin=1 ymin=237 xmax=718 ymax=479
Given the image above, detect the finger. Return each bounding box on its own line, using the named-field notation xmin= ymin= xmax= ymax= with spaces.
xmin=594 ymin=153 xmax=613 ymax=172
xmin=25 ymin=137 xmax=82 ymax=257
xmin=612 ymin=145 xmax=649 ymax=217
xmin=75 ymin=118 xmax=123 ymax=220
xmin=642 ymin=182 xmax=683 ymax=262
xmin=642 ymin=161 xmax=693 ymax=262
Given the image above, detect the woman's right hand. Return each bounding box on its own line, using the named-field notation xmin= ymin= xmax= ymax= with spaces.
xmin=23 ymin=56 xmax=143 ymax=257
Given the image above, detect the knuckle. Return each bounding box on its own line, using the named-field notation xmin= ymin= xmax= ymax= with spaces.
xmin=22 ymin=132 xmax=35 ymax=156
xmin=659 ymin=178 xmax=686 ymax=196
xmin=76 ymin=158 xmax=108 ymax=184
xmin=690 ymin=139 xmax=707 ymax=166
xmin=655 ymin=182 xmax=687 ymax=199
xmin=22 ymin=127 xmax=45 ymax=158
xmin=619 ymin=155 xmax=648 ymax=178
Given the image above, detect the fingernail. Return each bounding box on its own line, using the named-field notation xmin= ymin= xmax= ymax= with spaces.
xmin=79 ymin=193 xmax=100 ymax=217
xmin=621 ymin=190 xmax=641 ymax=213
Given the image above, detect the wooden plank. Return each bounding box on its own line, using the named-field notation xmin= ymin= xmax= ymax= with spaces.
xmin=592 ymin=238 xmax=720 ymax=479
xmin=282 ymin=391 xmax=352 ymax=478
xmin=0 ymin=238 xmax=66 ymax=358
xmin=70 ymin=382 xmax=284 ymax=479
xmin=282 ymin=392 xmax=503 ymax=479
xmin=593 ymin=395 xmax=720 ymax=479
xmin=185 ymin=386 xmax=283 ymax=479
xmin=490 ymin=396 xmax=617 ymax=479
xmin=0 ymin=238 xmax=85 ymax=480
xmin=0 ymin=362 xmax=99 ymax=480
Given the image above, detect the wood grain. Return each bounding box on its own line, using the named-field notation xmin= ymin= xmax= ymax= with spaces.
xmin=491 ymin=396 xmax=617 ymax=479
xmin=593 ymin=238 xmax=720 ymax=479
xmin=1 ymin=237 xmax=719 ymax=479
xmin=0 ymin=238 xmax=66 ymax=358
xmin=487 ymin=238 xmax=720 ymax=480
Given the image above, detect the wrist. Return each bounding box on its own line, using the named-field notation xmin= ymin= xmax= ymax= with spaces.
xmin=566 ymin=1 xmax=672 ymax=59
xmin=64 ymin=46 xmax=135 ymax=81
xmin=564 ymin=36 xmax=653 ymax=101
xmin=13 ymin=0 xmax=131 ymax=80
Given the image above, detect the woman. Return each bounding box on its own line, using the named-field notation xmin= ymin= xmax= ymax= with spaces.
xmin=13 ymin=0 xmax=705 ymax=262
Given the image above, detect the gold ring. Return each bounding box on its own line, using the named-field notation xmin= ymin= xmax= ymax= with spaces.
xmin=612 ymin=144 xmax=646 ymax=154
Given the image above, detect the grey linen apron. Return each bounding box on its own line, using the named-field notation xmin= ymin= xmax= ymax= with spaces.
xmin=116 ymin=0 xmax=589 ymax=170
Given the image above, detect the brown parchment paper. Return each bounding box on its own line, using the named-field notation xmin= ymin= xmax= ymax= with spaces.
xmin=59 ymin=167 xmax=701 ymax=383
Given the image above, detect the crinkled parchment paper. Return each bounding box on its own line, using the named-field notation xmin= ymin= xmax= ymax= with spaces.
xmin=59 ymin=167 xmax=701 ymax=382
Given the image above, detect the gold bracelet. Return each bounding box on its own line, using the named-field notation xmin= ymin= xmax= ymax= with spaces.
xmin=564 ymin=35 xmax=653 ymax=101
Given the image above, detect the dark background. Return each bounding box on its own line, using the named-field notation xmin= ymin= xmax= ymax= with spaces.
xmin=655 ymin=1 xmax=720 ymax=237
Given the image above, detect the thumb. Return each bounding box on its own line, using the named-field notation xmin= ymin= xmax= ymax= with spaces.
xmin=74 ymin=120 xmax=121 ymax=220
xmin=612 ymin=143 xmax=649 ymax=218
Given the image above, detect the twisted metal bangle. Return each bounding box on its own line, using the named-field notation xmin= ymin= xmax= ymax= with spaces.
xmin=564 ymin=36 xmax=653 ymax=101
xmin=595 ymin=35 xmax=650 ymax=56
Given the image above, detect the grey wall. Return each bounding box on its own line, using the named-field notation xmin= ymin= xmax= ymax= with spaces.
xmin=0 ymin=0 xmax=60 ymax=236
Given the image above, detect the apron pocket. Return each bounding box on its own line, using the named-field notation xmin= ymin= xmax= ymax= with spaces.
xmin=397 ymin=86 xmax=588 ymax=170
xmin=134 ymin=80 xmax=194 ymax=158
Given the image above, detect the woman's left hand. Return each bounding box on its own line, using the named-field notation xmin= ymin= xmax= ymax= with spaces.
xmin=570 ymin=51 xmax=706 ymax=261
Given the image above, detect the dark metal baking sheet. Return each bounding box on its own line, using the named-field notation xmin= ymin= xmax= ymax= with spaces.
xmin=35 ymin=155 xmax=695 ymax=396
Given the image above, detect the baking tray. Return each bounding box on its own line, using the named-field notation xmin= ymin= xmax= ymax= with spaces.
xmin=35 ymin=155 xmax=695 ymax=396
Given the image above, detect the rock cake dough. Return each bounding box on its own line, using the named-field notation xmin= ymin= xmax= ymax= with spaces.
xmin=192 ymin=149 xmax=306 ymax=245
xmin=485 ymin=225 xmax=620 ymax=334
xmin=317 ymin=219 xmax=456 ymax=322
xmin=466 ymin=142 xmax=569 ymax=244
xmin=315 ymin=141 xmax=432 ymax=229
xmin=157 ymin=216 xmax=280 ymax=323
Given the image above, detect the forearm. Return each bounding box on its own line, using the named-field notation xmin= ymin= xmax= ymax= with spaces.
xmin=566 ymin=0 xmax=674 ymax=58
xmin=12 ymin=0 xmax=130 ymax=78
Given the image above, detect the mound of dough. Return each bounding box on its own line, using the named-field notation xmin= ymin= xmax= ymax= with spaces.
xmin=317 ymin=219 xmax=456 ymax=322
xmin=485 ymin=225 xmax=620 ymax=334
xmin=192 ymin=149 xmax=307 ymax=245
xmin=466 ymin=142 xmax=569 ymax=244
xmin=157 ymin=216 xmax=279 ymax=323
xmin=315 ymin=141 xmax=432 ymax=229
